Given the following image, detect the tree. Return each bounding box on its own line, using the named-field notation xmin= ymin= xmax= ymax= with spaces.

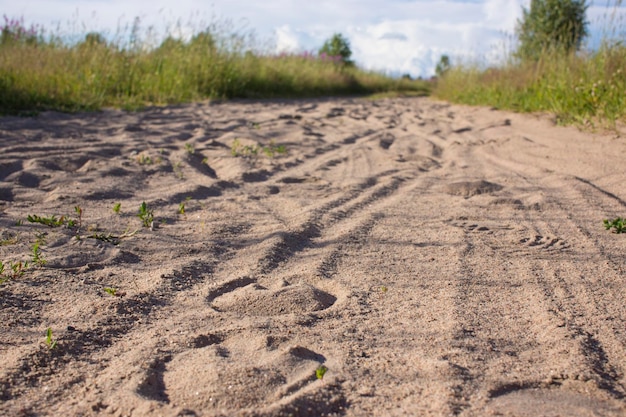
xmin=319 ymin=33 xmax=353 ymax=65
xmin=435 ymin=55 xmax=451 ymax=77
xmin=515 ymin=0 xmax=589 ymax=61
xmin=82 ymin=32 xmax=107 ymax=47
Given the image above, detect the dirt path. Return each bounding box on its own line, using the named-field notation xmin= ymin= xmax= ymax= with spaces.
xmin=1 ymin=97 xmax=626 ymax=416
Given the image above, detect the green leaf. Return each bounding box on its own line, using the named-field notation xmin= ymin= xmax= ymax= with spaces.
xmin=316 ymin=365 xmax=328 ymax=380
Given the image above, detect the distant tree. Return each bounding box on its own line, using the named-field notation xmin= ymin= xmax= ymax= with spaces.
xmin=435 ymin=55 xmax=450 ymax=77
xmin=83 ymin=32 xmax=107 ymax=47
xmin=319 ymin=33 xmax=353 ymax=65
xmin=515 ymin=0 xmax=589 ymax=61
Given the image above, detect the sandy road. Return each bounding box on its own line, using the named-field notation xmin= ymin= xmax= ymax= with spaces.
xmin=1 ymin=97 xmax=626 ymax=416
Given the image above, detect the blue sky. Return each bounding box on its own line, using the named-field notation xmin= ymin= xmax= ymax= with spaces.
xmin=4 ymin=0 xmax=625 ymax=77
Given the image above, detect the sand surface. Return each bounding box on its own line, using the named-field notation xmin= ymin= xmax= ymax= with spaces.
xmin=1 ymin=97 xmax=626 ymax=416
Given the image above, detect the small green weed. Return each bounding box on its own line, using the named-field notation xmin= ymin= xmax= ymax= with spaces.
xmin=185 ymin=143 xmax=195 ymax=154
xmin=27 ymin=214 xmax=66 ymax=227
xmin=604 ymin=217 xmax=626 ymax=234
xmin=262 ymin=140 xmax=287 ymax=158
xmin=74 ymin=206 xmax=83 ymax=229
xmin=11 ymin=261 xmax=27 ymax=277
xmin=0 ymin=233 xmax=18 ymax=246
xmin=34 ymin=231 xmax=47 ymax=245
xmin=103 ymin=287 xmax=118 ymax=296
xmin=90 ymin=228 xmax=137 ymax=245
xmin=316 ymin=365 xmax=328 ymax=380
xmin=137 ymin=202 xmax=154 ymax=228
xmin=15 ymin=220 xmax=23 ymax=226
xmin=231 ymin=138 xmax=260 ymax=158
xmin=232 ymin=139 xmax=286 ymax=159
xmin=173 ymin=161 xmax=184 ymax=179
xmin=90 ymin=232 xmax=120 ymax=245
xmin=45 ymin=327 xmax=57 ymax=350
xmin=178 ymin=202 xmax=186 ymax=215
xmin=31 ymin=242 xmax=47 ymax=266
xmin=136 ymin=154 xmax=153 ymax=165
xmin=0 ymin=260 xmax=28 ymax=283
xmin=113 ymin=203 xmax=121 ymax=214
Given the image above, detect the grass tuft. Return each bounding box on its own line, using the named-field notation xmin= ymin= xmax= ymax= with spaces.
xmin=434 ymin=45 xmax=626 ymax=128
xmin=0 ymin=18 xmax=430 ymax=114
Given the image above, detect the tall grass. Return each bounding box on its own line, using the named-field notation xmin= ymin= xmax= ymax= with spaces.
xmin=434 ymin=4 xmax=626 ymax=128
xmin=0 ymin=18 xmax=428 ymax=115
xmin=434 ymin=46 xmax=626 ymax=127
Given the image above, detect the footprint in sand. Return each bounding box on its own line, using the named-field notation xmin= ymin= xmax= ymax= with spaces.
xmin=520 ymin=235 xmax=570 ymax=251
xmin=138 ymin=330 xmax=329 ymax=412
xmin=485 ymin=386 xmax=622 ymax=417
xmin=444 ymin=180 xmax=503 ymax=198
xmin=210 ymin=282 xmax=337 ymax=316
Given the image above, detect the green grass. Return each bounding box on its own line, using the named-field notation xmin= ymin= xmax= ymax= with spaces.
xmin=604 ymin=217 xmax=626 ymax=233
xmin=27 ymin=214 xmax=70 ymax=228
xmin=434 ymin=44 xmax=626 ymax=129
xmin=316 ymin=365 xmax=328 ymax=380
xmin=45 ymin=327 xmax=58 ymax=350
xmin=137 ymin=202 xmax=154 ymax=228
xmin=0 ymin=260 xmax=28 ymax=284
xmin=0 ymin=21 xmax=430 ymax=115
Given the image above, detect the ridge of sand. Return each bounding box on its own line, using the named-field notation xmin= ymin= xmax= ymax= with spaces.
xmin=1 ymin=97 xmax=626 ymax=416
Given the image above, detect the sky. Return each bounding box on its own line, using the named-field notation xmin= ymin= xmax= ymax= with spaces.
xmin=3 ymin=0 xmax=626 ymax=77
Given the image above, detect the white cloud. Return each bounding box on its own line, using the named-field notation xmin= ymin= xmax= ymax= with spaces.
xmin=274 ymin=25 xmax=299 ymax=52
xmin=483 ymin=0 xmax=524 ymax=30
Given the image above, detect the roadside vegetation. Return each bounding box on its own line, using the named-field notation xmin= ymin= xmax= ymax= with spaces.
xmin=0 ymin=19 xmax=428 ymax=115
xmin=434 ymin=0 xmax=626 ymax=129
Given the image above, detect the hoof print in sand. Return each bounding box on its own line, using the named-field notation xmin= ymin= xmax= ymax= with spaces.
xmin=46 ymin=239 xmax=121 ymax=269
xmin=211 ymin=282 xmax=336 ymax=316
xmin=378 ymin=133 xmax=395 ymax=150
xmin=520 ymin=235 xmax=569 ymax=251
xmin=485 ymin=386 xmax=623 ymax=417
xmin=188 ymin=333 xmax=223 ymax=349
xmin=456 ymin=222 xmax=491 ymax=233
xmin=8 ymin=171 xmax=42 ymax=188
xmin=489 ymin=197 xmax=524 ymax=208
xmin=161 ymin=341 xmax=328 ymax=411
xmin=445 ymin=180 xmax=503 ymax=197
